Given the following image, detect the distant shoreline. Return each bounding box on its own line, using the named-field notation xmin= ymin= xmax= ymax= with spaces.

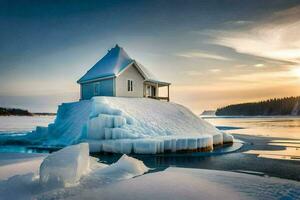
xmin=201 ymin=115 xmax=300 ymax=119
xmin=216 ymin=96 xmax=300 ymax=116
xmin=0 ymin=107 xmax=56 ymax=116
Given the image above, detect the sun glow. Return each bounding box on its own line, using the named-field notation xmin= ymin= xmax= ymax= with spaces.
xmin=291 ymin=67 xmax=300 ymax=77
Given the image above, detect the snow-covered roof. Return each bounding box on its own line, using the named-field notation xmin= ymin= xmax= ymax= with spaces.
xmin=77 ymin=45 xmax=170 ymax=85
xmin=78 ymin=45 xmax=133 ymax=83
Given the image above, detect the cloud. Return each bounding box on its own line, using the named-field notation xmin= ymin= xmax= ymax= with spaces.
xmin=177 ymin=52 xmax=233 ymax=61
xmin=185 ymin=70 xmax=203 ymax=76
xmin=225 ymin=20 xmax=253 ymax=25
xmin=209 ymin=68 xmax=221 ymax=73
xmin=208 ymin=5 xmax=300 ymax=65
xmin=254 ymin=63 xmax=264 ymax=68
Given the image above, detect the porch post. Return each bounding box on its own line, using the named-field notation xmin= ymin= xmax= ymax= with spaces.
xmin=156 ymin=83 xmax=159 ymax=98
xmin=167 ymin=85 xmax=170 ymax=102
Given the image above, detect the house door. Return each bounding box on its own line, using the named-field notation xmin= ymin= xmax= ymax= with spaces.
xmin=151 ymin=86 xmax=156 ymax=97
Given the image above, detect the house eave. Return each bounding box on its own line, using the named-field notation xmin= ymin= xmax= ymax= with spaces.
xmin=77 ymin=75 xmax=116 ymax=84
xmin=115 ymin=60 xmax=148 ymax=80
xmin=144 ymin=79 xmax=171 ymax=86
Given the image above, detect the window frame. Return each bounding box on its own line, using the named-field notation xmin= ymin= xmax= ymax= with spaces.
xmin=127 ymin=79 xmax=133 ymax=92
xmin=94 ymin=82 xmax=100 ymax=95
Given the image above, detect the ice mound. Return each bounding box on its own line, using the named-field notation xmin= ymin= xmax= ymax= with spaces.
xmin=39 ymin=143 xmax=90 ymax=187
xmin=33 ymin=97 xmax=232 ymax=154
xmin=98 ymin=154 xmax=149 ymax=179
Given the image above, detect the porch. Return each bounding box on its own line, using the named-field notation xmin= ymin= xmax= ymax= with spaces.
xmin=143 ymin=80 xmax=170 ymax=102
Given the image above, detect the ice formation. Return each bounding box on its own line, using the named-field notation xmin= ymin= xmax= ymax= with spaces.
xmin=39 ymin=143 xmax=90 ymax=187
xmin=96 ymin=154 xmax=149 ymax=179
xmin=31 ymin=97 xmax=233 ymax=154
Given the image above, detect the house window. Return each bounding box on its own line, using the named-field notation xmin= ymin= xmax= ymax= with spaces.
xmin=94 ymin=83 xmax=100 ymax=95
xmin=127 ymin=80 xmax=133 ymax=92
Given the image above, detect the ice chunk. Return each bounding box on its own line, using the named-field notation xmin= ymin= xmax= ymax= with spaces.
xmin=176 ymin=138 xmax=188 ymax=151
xmin=114 ymin=116 xmax=127 ymax=127
xmin=157 ymin=139 xmax=164 ymax=153
xmin=87 ymin=115 xmax=114 ymax=139
xmin=197 ymin=135 xmax=213 ymax=150
xmin=223 ymin=132 xmax=234 ymax=143
xmin=85 ymin=140 xmax=103 ymax=153
xmin=39 ymin=143 xmax=90 ymax=187
xmin=99 ymin=154 xmax=148 ymax=178
xmin=112 ymin=128 xmax=138 ymax=139
xmin=105 ymin=128 xmax=113 ymax=139
xmin=213 ymin=133 xmax=223 ymax=145
xmin=133 ymin=139 xmax=161 ymax=154
xmin=113 ymin=140 xmax=133 ymax=154
xmin=187 ymin=138 xmax=197 ymax=150
xmin=163 ymin=137 xmax=173 ymax=152
xmin=102 ymin=140 xmax=116 ymax=153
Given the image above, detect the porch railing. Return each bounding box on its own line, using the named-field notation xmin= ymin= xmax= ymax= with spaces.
xmin=147 ymin=96 xmax=170 ymax=102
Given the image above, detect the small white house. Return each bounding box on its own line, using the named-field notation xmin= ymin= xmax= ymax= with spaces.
xmin=77 ymin=45 xmax=170 ymax=101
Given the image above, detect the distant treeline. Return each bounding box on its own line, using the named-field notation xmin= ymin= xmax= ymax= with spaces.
xmin=216 ymin=96 xmax=300 ymax=116
xmin=0 ymin=107 xmax=56 ymax=116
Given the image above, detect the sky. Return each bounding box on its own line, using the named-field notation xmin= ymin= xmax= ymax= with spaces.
xmin=1 ymin=0 xmax=300 ymax=113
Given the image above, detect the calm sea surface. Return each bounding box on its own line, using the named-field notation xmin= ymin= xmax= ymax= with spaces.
xmin=204 ymin=116 xmax=300 ymax=139
xmin=0 ymin=116 xmax=55 ymax=134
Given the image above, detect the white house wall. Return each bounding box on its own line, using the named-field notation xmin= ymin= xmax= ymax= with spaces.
xmin=116 ymin=64 xmax=144 ymax=97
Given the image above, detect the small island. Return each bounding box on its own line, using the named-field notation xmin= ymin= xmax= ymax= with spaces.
xmin=0 ymin=107 xmax=33 ymax=116
xmin=216 ymin=96 xmax=300 ymax=116
xmin=0 ymin=107 xmax=56 ymax=116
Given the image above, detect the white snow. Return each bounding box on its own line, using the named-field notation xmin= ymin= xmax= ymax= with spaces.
xmin=16 ymin=97 xmax=233 ymax=154
xmin=39 ymin=143 xmax=90 ymax=187
xmin=68 ymin=167 xmax=300 ymax=200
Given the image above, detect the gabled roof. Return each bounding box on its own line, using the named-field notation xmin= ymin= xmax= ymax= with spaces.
xmin=77 ymin=45 xmax=133 ymax=83
xmin=78 ymin=45 xmax=170 ymax=85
